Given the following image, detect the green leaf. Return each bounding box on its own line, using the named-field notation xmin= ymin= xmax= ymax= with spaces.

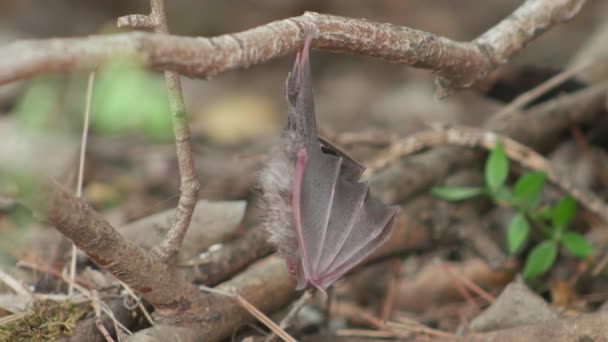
xmin=431 ymin=187 xmax=484 ymax=201
xmin=507 ymin=212 xmax=529 ymax=254
xmin=92 ymin=58 xmax=173 ymax=141
xmin=562 ymin=231 xmax=593 ymax=258
xmin=535 ymin=206 xmax=553 ymax=221
xmin=485 ymin=142 xmax=509 ymax=193
xmin=552 ymin=196 xmax=576 ymax=230
xmin=512 ymin=172 xmax=546 ymax=209
xmin=523 ymin=241 xmax=558 ymax=280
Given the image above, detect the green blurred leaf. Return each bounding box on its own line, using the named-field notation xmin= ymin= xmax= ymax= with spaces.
xmin=431 ymin=187 xmax=484 ymax=201
xmin=92 ymin=58 xmax=173 ymax=141
xmin=485 ymin=142 xmax=508 ymax=193
xmin=535 ymin=205 xmax=554 ymax=221
xmin=523 ymin=240 xmax=557 ymax=280
xmin=562 ymin=231 xmax=593 ymax=258
xmin=492 ymin=186 xmax=512 ymax=204
xmin=12 ymin=78 xmax=61 ymax=131
xmin=552 ymin=196 xmax=576 ymax=230
xmin=512 ymin=172 xmax=546 ymax=209
xmin=507 ymin=212 xmax=529 ymax=254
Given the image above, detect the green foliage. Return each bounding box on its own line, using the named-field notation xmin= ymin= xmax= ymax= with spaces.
xmin=552 ymin=196 xmax=576 ymax=231
xmin=561 ymin=231 xmax=593 ymax=257
xmin=485 ymin=142 xmax=508 ymax=193
xmin=431 ymin=143 xmax=593 ymax=282
xmin=92 ymin=58 xmax=173 ymax=141
xmin=11 ymin=59 xmax=174 ymax=141
xmin=512 ymin=172 xmax=546 ymax=209
xmin=431 ymin=187 xmax=484 ymax=201
xmin=507 ymin=212 xmax=529 ymax=254
xmin=523 ymin=241 xmax=558 ymax=280
xmin=12 ymin=78 xmax=60 ymax=130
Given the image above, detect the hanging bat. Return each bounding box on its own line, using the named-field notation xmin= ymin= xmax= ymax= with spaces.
xmin=259 ymin=28 xmax=398 ymax=296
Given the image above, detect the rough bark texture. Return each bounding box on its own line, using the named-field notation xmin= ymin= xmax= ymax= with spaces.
xmin=0 ymin=0 xmax=586 ymax=93
xmin=18 ymin=181 xmax=200 ymax=316
xmin=128 ymin=257 xmax=296 ymax=342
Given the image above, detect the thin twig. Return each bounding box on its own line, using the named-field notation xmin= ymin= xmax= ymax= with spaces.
xmin=119 ymin=281 xmax=155 ymax=326
xmin=200 ymin=285 xmax=297 ymax=342
xmin=366 ymin=125 xmax=608 ymax=224
xmin=335 ymin=329 xmax=399 ymax=338
xmin=0 ymin=268 xmax=32 ymax=298
xmin=69 ymin=71 xmax=95 ymax=297
xmin=494 ymin=56 xmax=601 ymax=118
xmin=264 ymin=290 xmax=313 ymax=342
xmin=391 ymin=315 xmax=456 ymax=339
xmin=120 ymin=0 xmax=200 ymax=264
xmin=92 ymin=289 xmax=116 ymax=342
xmin=437 ymin=260 xmax=480 ymax=310
xmin=440 ymin=261 xmax=495 ymax=304
xmin=379 ymin=258 xmax=401 ymax=320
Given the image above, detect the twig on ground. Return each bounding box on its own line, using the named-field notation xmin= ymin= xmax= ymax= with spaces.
xmin=179 ymin=227 xmax=274 ymax=286
xmin=199 ymin=272 xmax=296 ymax=342
xmin=390 ymin=315 xmax=456 ymax=339
xmin=69 ymin=71 xmax=95 ymax=297
xmin=119 ymin=281 xmax=154 ymax=326
xmin=437 ymin=259 xmax=481 ymax=310
xmin=91 ymin=290 xmax=116 ymax=342
xmin=335 ymin=329 xmax=399 ymax=339
xmin=0 ymin=268 xmax=32 ymax=298
xmin=367 ymin=124 xmax=608 ymax=224
xmin=264 ymin=290 xmax=313 ymax=342
xmin=379 ymin=259 xmax=401 ymax=320
xmin=370 ymin=81 xmax=607 ymax=205
xmin=0 ymin=0 xmax=585 ymax=94
xmin=494 ymin=56 xmax=603 ymax=119
xmin=439 ymin=261 xmax=495 ymax=304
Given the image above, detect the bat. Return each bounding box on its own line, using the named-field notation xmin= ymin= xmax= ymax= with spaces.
xmin=259 ymin=27 xmax=398 ymax=296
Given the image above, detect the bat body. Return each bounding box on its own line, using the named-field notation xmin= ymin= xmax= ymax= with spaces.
xmin=259 ymin=30 xmax=398 ymax=295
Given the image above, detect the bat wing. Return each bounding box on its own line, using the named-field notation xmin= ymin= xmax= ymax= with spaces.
xmin=293 ymin=146 xmax=398 ymax=292
xmin=288 ymin=27 xmax=398 ymax=293
xmin=319 ymin=137 xmax=365 ymax=182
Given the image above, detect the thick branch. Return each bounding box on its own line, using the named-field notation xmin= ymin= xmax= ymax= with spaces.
xmin=0 ymin=0 xmax=585 ymax=91
xmin=15 ymin=179 xmax=200 ymax=316
xmin=128 ymin=257 xmax=296 ymax=342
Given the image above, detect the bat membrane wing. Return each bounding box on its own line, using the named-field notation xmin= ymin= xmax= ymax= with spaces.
xmin=284 ymin=25 xmax=398 ymax=291
xmin=319 ymin=137 xmax=365 ymax=181
xmin=319 ymin=196 xmax=398 ymax=284
xmin=320 ymin=210 xmax=396 ymax=288
xmin=316 ymin=176 xmax=368 ymax=273
xmin=293 ymin=146 xmax=342 ymax=288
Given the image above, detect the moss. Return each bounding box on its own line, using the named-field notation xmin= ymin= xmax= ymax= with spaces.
xmin=0 ymin=300 xmax=88 ymax=341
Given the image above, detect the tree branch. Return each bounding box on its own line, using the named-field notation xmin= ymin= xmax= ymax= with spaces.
xmin=15 ymin=179 xmax=200 ymax=316
xmin=370 ymin=82 xmax=608 ymax=204
xmin=0 ymin=0 xmax=586 ymax=93
xmin=116 ymin=0 xmax=201 ymax=264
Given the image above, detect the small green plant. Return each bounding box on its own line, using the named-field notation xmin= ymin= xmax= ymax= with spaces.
xmin=432 ymin=142 xmax=593 ymax=280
